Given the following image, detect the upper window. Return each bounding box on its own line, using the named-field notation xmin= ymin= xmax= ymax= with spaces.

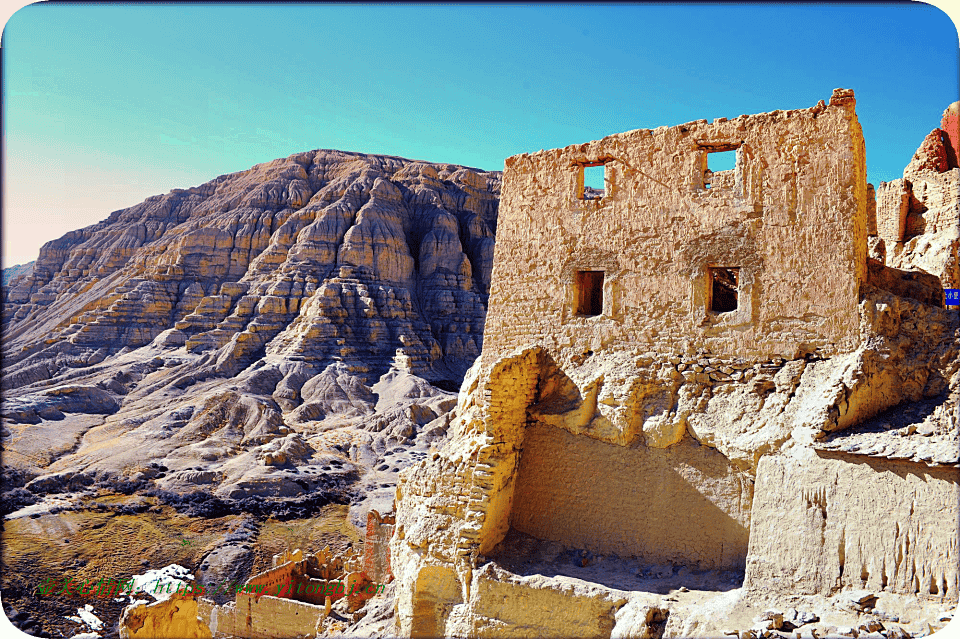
xmin=700 ymin=145 xmax=739 ymax=189
xmin=579 ymin=163 xmax=607 ymax=200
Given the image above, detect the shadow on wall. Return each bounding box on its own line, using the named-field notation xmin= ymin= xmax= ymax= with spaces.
xmin=509 ymin=422 xmax=752 ymax=575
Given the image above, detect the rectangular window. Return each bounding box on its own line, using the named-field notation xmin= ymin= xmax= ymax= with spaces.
xmin=574 ymin=271 xmax=604 ymax=316
xmin=709 ymin=267 xmax=739 ymax=313
xmin=708 ymin=150 xmax=737 ymax=172
xmin=580 ymin=164 xmax=606 ymax=199
xmin=701 ymin=146 xmax=739 ymax=189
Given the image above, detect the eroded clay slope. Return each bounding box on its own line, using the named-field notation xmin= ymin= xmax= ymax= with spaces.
xmin=3 ymin=150 xmax=499 ymax=388
xmin=1 ymin=150 xmax=499 ymax=517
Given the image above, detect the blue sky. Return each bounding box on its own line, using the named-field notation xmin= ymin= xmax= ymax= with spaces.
xmin=3 ymin=3 xmax=958 ymax=267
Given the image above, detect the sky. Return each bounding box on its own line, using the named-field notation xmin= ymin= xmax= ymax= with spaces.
xmin=2 ymin=2 xmax=958 ymax=268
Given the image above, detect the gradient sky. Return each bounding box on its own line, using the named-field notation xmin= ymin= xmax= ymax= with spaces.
xmin=3 ymin=3 xmax=958 ymax=267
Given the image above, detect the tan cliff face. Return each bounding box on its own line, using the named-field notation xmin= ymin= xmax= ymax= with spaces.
xmin=391 ymin=90 xmax=959 ymax=639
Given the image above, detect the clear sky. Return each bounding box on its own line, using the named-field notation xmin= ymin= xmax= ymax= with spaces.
xmin=3 ymin=3 xmax=958 ymax=267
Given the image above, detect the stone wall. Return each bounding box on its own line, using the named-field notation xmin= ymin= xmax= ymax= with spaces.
xmin=876 ymin=173 xmax=960 ymax=255
xmin=201 ymin=594 xmax=326 ymax=639
xmin=243 ymin=561 xmax=299 ymax=600
xmin=483 ymin=89 xmax=867 ymax=367
xmin=875 ymin=101 xmax=960 ymax=292
xmin=363 ymin=509 xmax=395 ymax=583
xmin=745 ymin=452 xmax=959 ymax=599
xmin=511 ymin=423 xmax=751 ymax=569
xmin=240 ymin=559 xmax=346 ymax=605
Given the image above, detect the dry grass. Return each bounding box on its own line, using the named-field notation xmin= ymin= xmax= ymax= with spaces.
xmin=1 ymin=496 xmax=361 ymax=637
xmin=1 ymin=502 xmax=237 ymax=637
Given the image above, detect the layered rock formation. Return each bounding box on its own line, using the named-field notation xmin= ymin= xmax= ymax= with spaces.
xmin=2 ymin=150 xmax=499 ymax=513
xmin=391 ymin=91 xmax=959 ymax=638
xmin=1 ymin=262 xmax=34 ymax=287
xmin=3 ymin=150 xmax=498 ymax=386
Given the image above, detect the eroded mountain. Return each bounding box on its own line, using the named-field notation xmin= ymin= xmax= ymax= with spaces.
xmin=2 ymin=150 xmax=500 ymax=522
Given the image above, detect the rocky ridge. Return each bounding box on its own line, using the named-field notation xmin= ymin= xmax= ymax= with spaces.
xmin=1 ymin=262 xmax=34 ymax=287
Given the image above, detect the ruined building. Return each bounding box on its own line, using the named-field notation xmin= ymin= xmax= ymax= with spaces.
xmin=874 ymin=102 xmax=959 ymax=296
xmin=392 ymin=90 xmax=959 ymax=638
xmin=121 ymin=512 xmax=396 ymax=638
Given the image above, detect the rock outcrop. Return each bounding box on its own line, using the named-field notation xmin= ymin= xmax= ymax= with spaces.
xmin=391 ymin=91 xmax=959 ymax=638
xmin=2 ymin=261 xmax=34 ymax=287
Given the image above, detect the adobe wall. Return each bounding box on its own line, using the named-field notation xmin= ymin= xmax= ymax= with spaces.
xmin=244 ymin=561 xmax=299 ymax=599
xmin=745 ymin=452 xmax=959 ymax=599
xmin=876 ymin=173 xmax=960 ymax=254
xmin=240 ymin=559 xmax=347 ymax=606
xmin=873 ymin=101 xmax=959 ymax=294
xmin=363 ymin=510 xmax=395 ymax=583
xmin=511 ymin=422 xmax=751 ymax=569
xmin=199 ymin=593 xmax=327 ymax=638
xmin=484 ymin=89 xmax=867 ymax=367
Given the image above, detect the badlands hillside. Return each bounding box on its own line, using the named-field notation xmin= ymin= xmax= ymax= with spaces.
xmin=0 ymin=150 xmax=500 ymax=637
xmin=2 ymin=263 xmax=34 ymax=287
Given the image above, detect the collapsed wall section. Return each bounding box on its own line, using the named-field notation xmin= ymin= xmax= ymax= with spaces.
xmin=874 ymin=103 xmax=960 ymax=293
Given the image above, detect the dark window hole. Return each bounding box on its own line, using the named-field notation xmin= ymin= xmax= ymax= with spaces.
xmin=709 ymin=267 xmax=739 ymax=313
xmin=575 ymin=271 xmax=604 ymax=316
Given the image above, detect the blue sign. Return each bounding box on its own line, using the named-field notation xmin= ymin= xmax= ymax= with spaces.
xmin=946 ymin=289 xmax=960 ymax=304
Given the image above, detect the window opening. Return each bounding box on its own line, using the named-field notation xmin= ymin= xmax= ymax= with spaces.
xmin=575 ymin=271 xmax=604 ymax=316
xmin=703 ymin=149 xmax=737 ymax=189
xmin=582 ymin=164 xmax=605 ymax=199
xmin=709 ymin=267 xmax=739 ymax=313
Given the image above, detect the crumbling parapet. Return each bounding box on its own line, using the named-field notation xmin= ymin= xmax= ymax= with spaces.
xmin=875 ymin=101 xmax=960 ymax=293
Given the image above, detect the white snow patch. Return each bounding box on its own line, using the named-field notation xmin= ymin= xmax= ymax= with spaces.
xmin=65 ymin=603 xmax=103 ymax=633
xmin=128 ymin=564 xmax=194 ymax=601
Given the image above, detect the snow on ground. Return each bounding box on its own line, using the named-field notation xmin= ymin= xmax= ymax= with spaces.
xmin=65 ymin=602 xmax=103 ymax=634
xmin=127 ymin=564 xmax=194 ymax=601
